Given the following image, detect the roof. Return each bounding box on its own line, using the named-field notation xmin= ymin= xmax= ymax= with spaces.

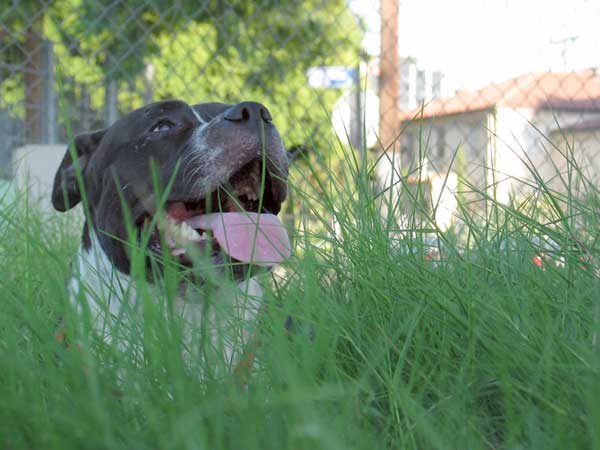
xmin=399 ymin=69 xmax=600 ymax=121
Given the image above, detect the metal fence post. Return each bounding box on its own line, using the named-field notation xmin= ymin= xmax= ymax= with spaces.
xmin=105 ymin=78 xmax=118 ymax=126
xmin=0 ymin=110 xmax=11 ymax=179
xmin=41 ymin=39 xmax=57 ymax=144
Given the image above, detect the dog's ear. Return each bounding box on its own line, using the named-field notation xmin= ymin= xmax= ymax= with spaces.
xmin=51 ymin=129 xmax=106 ymax=212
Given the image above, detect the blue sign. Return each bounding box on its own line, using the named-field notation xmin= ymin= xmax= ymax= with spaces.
xmin=307 ymin=66 xmax=358 ymax=88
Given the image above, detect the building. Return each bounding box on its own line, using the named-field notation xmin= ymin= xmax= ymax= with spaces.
xmin=399 ymin=57 xmax=445 ymax=110
xmin=378 ymin=69 xmax=600 ymax=228
xmin=331 ymin=56 xmax=445 ymax=150
xmin=548 ymin=118 xmax=600 ymax=185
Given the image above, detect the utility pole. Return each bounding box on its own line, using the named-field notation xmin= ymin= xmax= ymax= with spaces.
xmin=379 ymin=0 xmax=400 ymax=151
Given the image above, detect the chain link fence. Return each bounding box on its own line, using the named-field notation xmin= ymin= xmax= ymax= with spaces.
xmin=391 ymin=67 xmax=600 ymax=221
xmin=1 ymin=0 xmax=362 ymax=173
xmin=2 ymin=0 xmax=599 ymax=226
xmin=375 ymin=1 xmax=600 ymax=229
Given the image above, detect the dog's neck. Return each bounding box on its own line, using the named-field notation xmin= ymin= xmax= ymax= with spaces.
xmin=68 ymin=227 xmax=264 ymax=340
xmin=68 ymin=228 xmax=135 ymax=319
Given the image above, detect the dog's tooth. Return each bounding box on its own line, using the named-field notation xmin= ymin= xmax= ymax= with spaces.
xmin=236 ymin=184 xmax=258 ymax=201
xmin=165 ymin=216 xmax=179 ymax=232
xmin=164 ymin=218 xmax=179 ymax=247
xmin=248 ymin=185 xmax=259 ymax=200
xmin=178 ymin=221 xmax=202 ymax=242
xmin=164 ymin=217 xmax=202 ymax=244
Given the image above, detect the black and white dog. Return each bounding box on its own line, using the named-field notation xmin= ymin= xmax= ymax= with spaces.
xmin=51 ymin=100 xmax=291 ymax=360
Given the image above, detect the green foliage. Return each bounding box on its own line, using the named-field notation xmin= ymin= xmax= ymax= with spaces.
xmin=1 ymin=0 xmax=361 ymax=148
xmin=1 ymin=129 xmax=600 ymax=449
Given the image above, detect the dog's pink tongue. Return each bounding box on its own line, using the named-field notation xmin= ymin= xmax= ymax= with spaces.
xmin=185 ymin=213 xmax=291 ymax=266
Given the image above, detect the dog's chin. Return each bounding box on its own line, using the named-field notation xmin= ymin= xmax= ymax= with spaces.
xmin=133 ymin=159 xmax=287 ymax=281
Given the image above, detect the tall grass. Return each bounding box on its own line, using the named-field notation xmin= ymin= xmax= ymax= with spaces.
xmin=0 ymin=129 xmax=599 ymax=450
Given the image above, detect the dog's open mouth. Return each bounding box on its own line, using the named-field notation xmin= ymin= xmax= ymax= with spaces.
xmin=137 ymin=160 xmax=291 ymax=268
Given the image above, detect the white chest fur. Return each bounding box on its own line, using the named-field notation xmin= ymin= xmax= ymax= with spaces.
xmin=67 ymin=231 xmax=263 ymax=363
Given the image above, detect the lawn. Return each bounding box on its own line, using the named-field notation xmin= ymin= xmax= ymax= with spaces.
xmin=0 ymin=140 xmax=598 ymax=450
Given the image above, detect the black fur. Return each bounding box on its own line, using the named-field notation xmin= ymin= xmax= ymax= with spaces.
xmin=52 ymin=100 xmax=289 ymax=278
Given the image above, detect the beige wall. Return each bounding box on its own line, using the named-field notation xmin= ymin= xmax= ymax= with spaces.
xmin=376 ymin=113 xmax=488 ymax=229
xmin=393 ymin=111 xmax=491 ymax=220
xmin=530 ymin=110 xmax=600 ymax=184
xmin=547 ymin=129 xmax=600 ymax=189
xmin=12 ymin=144 xmax=67 ymax=210
xmin=398 ymin=111 xmax=490 ymax=184
xmin=396 ymin=106 xmax=600 ymax=193
xmin=377 ymin=107 xmax=600 ymax=228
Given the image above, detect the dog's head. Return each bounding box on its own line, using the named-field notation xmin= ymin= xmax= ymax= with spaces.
xmin=51 ymin=100 xmax=291 ymax=280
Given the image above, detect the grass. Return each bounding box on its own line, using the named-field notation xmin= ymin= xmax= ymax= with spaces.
xmin=0 ymin=131 xmax=599 ymax=450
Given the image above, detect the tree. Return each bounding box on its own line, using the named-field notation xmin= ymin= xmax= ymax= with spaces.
xmin=0 ymin=0 xmax=54 ymax=142
xmin=2 ymin=0 xmax=361 ymax=149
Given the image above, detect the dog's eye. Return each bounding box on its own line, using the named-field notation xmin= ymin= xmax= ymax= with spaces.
xmin=150 ymin=120 xmax=175 ymax=133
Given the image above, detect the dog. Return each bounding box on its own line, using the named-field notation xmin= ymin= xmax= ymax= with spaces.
xmin=51 ymin=99 xmax=292 ymax=367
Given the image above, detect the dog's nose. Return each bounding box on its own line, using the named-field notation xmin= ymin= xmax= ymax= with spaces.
xmin=224 ymin=101 xmax=273 ymax=124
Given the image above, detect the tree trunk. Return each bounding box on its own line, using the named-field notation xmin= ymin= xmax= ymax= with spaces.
xmin=24 ymin=17 xmax=44 ymax=144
